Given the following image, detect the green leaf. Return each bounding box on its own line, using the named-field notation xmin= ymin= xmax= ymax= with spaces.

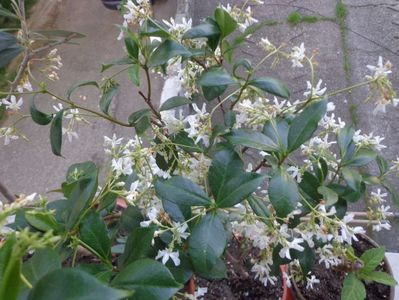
xmin=22 ymin=249 xmax=61 ymax=285
xmin=149 ymin=40 xmax=191 ymax=67
xmin=140 ymin=19 xmax=170 ymax=38
xmin=247 ymin=195 xmax=270 ymax=221
xmin=155 ymin=176 xmax=211 ymax=207
xmin=188 ymin=213 xmax=227 ymax=279
xmin=214 ymin=8 xmax=237 ymax=38
xmin=287 ymin=99 xmax=327 ymax=152
xmin=65 ymin=170 xmax=98 ymax=230
xmin=317 ymin=186 xmax=338 ymax=206
xmin=118 ymin=226 xmax=156 ymax=268
xmin=360 ymin=271 xmax=397 ymax=286
xmin=127 ymin=64 xmax=140 ymax=86
xmin=80 ymin=212 xmax=111 ymax=261
xmin=30 ymin=96 xmax=53 ymax=125
xmin=0 ymin=31 xmax=17 ymax=51
xmin=344 ymin=149 xmax=377 ymax=167
xmin=268 ymin=168 xmax=300 ymax=218
xmin=213 ymin=170 xmax=266 ymax=207
xmin=29 ymin=269 xmax=131 ymax=300
xmin=342 ymin=167 xmax=362 ymax=191
xmin=50 ymin=109 xmax=64 ymax=156
xmin=292 ymin=243 xmax=315 ymax=275
xmin=128 ymin=109 xmax=152 ymax=136
xmin=25 ymin=210 xmax=60 ymax=232
xmin=249 ymin=77 xmax=290 ymax=99
xmin=341 ymin=273 xmax=366 ymax=300
xmin=0 ymin=236 xmax=20 ymax=300
xmin=0 ymin=44 xmax=24 ymax=68
xmin=125 ymin=37 xmax=139 ymax=61
xmin=225 ymin=129 xmax=279 ymax=152
xmin=171 ymin=131 xmax=204 ymax=153
xmin=0 ymin=6 xmax=17 ymax=19
xmin=263 ymin=118 xmax=289 ymax=152
xmin=360 ymin=247 xmax=385 ymax=274
xmin=208 ymin=149 xmax=243 ymax=200
xmin=66 ymin=80 xmax=99 ymax=100
xmin=183 ymin=21 xmax=221 ymax=39
xmin=101 ymin=57 xmax=133 ymax=72
xmin=112 ymin=259 xmax=182 ymax=300
xmin=160 ymin=96 xmax=192 ymax=111
xmin=224 ymin=110 xmax=236 ymax=128
xmin=119 ymin=205 xmax=144 ymax=234
xmin=337 ymin=126 xmax=355 ymax=161
xmin=202 ymin=85 xmax=228 ymax=101
xmin=198 ymin=67 xmax=235 ymax=87
xmin=376 ymin=155 xmax=389 ymax=175
xmin=382 ymin=181 xmax=399 ymax=207
xmin=100 ymin=83 xmax=119 ymax=115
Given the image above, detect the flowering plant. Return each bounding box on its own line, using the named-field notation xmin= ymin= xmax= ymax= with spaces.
xmin=0 ymin=0 xmax=398 ymax=299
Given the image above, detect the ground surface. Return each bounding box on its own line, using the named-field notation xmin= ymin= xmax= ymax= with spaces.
xmin=1 ymin=0 xmax=399 ymax=252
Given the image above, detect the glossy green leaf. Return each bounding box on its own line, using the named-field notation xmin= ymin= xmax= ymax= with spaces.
xmin=0 ymin=236 xmax=20 ymax=300
xmin=360 ymin=271 xmax=397 ymax=286
xmin=128 ymin=109 xmax=151 ymax=136
xmin=0 ymin=31 xmax=17 ymax=51
xmin=155 ymin=176 xmax=211 ymax=207
xmin=80 ymin=212 xmax=111 ymax=261
xmin=125 ymin=37 xmax=139 ymax=61
xmin=247 ymin=195 xmax=270 ymax=221
xmin=198 ymin=67 xmax=235 ymax=87
xmin=100 ymin=83 xmax=119 ymax=115
xmin=208 ymin=149 xmax=243 ymax=199
xmin=202 ymin=84 xmax=228 ymax=101
xmin=225 ymin=129 xmax=279 ymax=152
xmin=30 ymin=96 xmax=53 ymax=125
xmin=344 ymin=149 xmax=377 ymax=167
xmin=149 ymin=40 xmax=191 ymax=67
xmin=224 ymin=110 xmax=236 ymax=128
xmin=28 ymin=269 xmax=131 ymax=300
xmin=217 ymin=172 xmax=266 ymax=208
xmin=50 ymin=109 xmax=64 ymax=156
xmin=22 ymin=249 xmax=61 ymax=286
xmin=119 ymin=205 xmax=144 ymax=234
xmin=171 ymin=131 xmax=204 ymax=153
xmin=262 ymin=118 xmax=289 ymax=152
xmin=112 ymin=259 xmax=181 ymax=300
xmin=337 ymin=126 xmax=355 ymax=161
xmin=159 ymin=96 xmax=192 ymax=111
xmin=292 ymin=243 xmax=315 ymax=275
xmin=140 ymin=19 xmax=170 ymax=38
xmin=0 ymin=44 xmax=24 ymax=68
xmin=214 ymin=8 xmax=237 ymax=38
xmin=287 ymin=99 xmax=327 ymax=152
xmin=101 ymin=57 xmax=133 ymax=72
xmin=341 ymin=273 xmax=366 ymax=300
xmin=360 ymin=247 xmax=385 ymax=274
xmin=127 ymin=64 xmax=140 ymax=86
xmin=66 ymin=80 xmax=99 ymax=100
xmin=118 ymin=226 xmax=156 ymax=268
xmin=342 ymin=167 xmax=362 ymax=191
xmin=189 ymin=213 xmax=227 ymax=279
xmin=268 ymin=168 xmax=300 ymax=218
xmin=183 ymin=21 xmax=221 ymax=39
xmin=317 ymin=186 xmax=338 ymax=206
xmin=376 ymin=155 xmax=389 ymax=175
xmin=249 ymin=77 xmax=290 ymax=99
xmin=25 ymin=211 xmax=60 ymax=232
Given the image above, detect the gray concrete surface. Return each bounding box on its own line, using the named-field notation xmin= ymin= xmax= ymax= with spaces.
xmin=192 ymin=0 xmax=399 ymax=251
xmin=0 ymin=0 xmax=176 ymax=196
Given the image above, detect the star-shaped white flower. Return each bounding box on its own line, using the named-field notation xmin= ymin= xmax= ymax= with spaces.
xmin=2 ymin=95 xmax=23 ymax=111
xmin=155 ymin=249 xmax=180 ymax=266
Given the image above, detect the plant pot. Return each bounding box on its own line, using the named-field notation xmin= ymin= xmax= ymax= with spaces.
xmin=289 ymin=234 xmax=395 ymax=300
xmin=281 ymin=265 xmax=295 ymax=300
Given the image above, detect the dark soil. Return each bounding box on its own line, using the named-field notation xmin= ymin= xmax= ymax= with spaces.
xmin=196 ymin=240 xmax=284 ymax=300
xmin=295 ymin=235 xmax=392 ymax=300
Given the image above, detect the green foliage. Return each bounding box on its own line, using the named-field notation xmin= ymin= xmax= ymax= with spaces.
xmin=49 ymin=109 xmax=64 ymax=156
xmin=287 ymin=12 xmax=301 ymax=25
xmin=336 ymin=2 xmax=348 ymax=21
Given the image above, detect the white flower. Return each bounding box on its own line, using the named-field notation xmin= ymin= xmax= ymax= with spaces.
xmin=195 ymin=287 xmax=208 ymax=299
xmin=2 ymin=95 xmax=23 ymax=111
xmin=367 ymin=56 xmax=392 ymax=79
xmin=290 ymin=43 xmax=306 ymax=68
xmin=140 ymin=207 xmax=159 ymax=227
xmin=279 ymin=238 xmax=305 ymax=260
xmin=104 ymin=134 xmax=123 ymax=149
xmin=303 ymin=80 xmax=327 ymax=98
xmin=112 ymin=157 xmax=133 ymax=176
xmin=53 ymin=103 xmax=64 ymax=112
xmin=173 ymin=222 xmax=190 ymax=242
xmin=62 ymin=127 xmax=79 ymax=142
xmin=287 ymin=166 xmax=302 ymax=183
xmin=0 ymin=127 xmax=19 ymax=145
xmin=370 ymin=189 xmax=387 ymax=203
xmin=306 ymin=275 xmax=320 ymax=289
xmin=372 ymin=221 xmax=391 ymax=232
xmin=155 ymin=249 xmax=180 ymax=266
xmin=125 ymin=181 xmax=139 ymax=203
